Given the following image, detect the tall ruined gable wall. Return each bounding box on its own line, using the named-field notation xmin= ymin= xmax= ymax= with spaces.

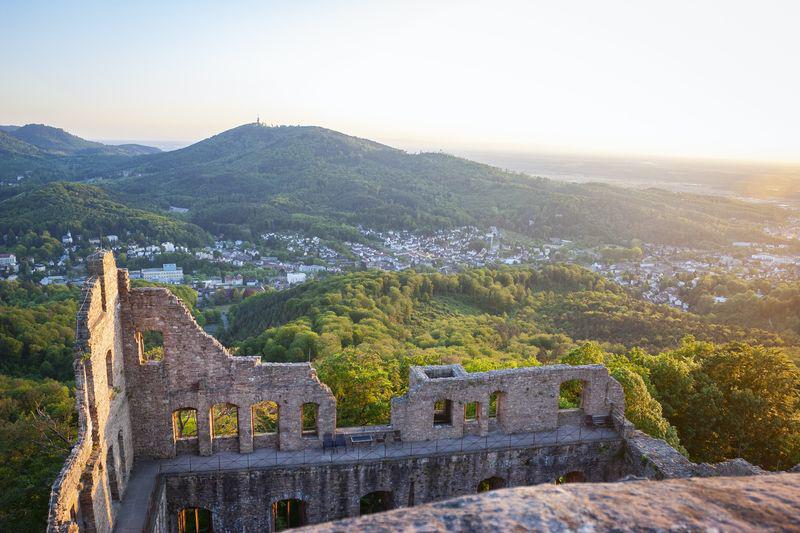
xmin=120 ymin=283 xmax=336 ymax=459
xmin=47 ymin=252 xmax=133 ymax=533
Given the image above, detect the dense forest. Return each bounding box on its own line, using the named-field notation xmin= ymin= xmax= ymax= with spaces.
xmin=226 ymin=265 xmax=783 ymax=354
xmin=0 ymin=375 xmax=76 ymax=530
xmin=0 ymin=283 xmax=81 ymax=529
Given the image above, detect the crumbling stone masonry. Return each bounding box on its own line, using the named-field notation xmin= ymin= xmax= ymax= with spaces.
xmin=391 ymin=363 xmax=625 ymax=441
xmin=48 ymin=252 xmax=732 ymax=533
xmin=48 ymin=252 xmax=337 ymax=532
xmin=158 ymin=440 xmax=627 ymax=532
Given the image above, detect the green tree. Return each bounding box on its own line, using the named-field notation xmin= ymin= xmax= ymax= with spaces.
xmin=314 ymin=348 xmax=397 ymax=426
xmin=0 ymin=376 xmax=76 ymax=532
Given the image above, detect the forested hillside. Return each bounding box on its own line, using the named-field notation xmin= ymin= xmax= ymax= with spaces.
xmin=109 ymin=123 xmax=785 ymax=246
xmin=0 ymin=182 xmax=211 ymax=248
xmin=226 ymin=265 xmax=782 ymax=353
xmin=0 ymin=281 xmax=79 ymax=380
xmin=1 ymin=122 xmax=789 ymax=248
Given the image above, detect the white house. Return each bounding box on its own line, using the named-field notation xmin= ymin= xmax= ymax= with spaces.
xmin=0 ymin=253 xmax=17 ymax=267
xmin=299 ymin=264 xmax=326 ymax=274
xmin=140 ymin=263 xmax=184 ymax=283
xmin=287 ymin=272 xmax=307 ymax=285
xmin=40 ymin=275 xmax=67 ymax=286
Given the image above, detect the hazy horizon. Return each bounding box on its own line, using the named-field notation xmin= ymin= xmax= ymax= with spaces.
xmin=3 ymin=0 xmax=799 ymax=163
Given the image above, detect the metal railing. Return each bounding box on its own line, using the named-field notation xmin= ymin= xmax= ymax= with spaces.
xmin=158 ymin=424 xmax=621 ymax=475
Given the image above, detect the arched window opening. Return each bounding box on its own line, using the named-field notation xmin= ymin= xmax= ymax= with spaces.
xmin=464 ymin=401 xmax=480 ymax=422
xmin=359 ymin=491 xmax=393 ymax=515
xmin=559 ymin=380 xmax=585 ymax=410
xmin=488 ymin=391 xmax=503 ymax=419
xmin=252 ymin=401 xmax=279 ymax=434
xmin=272 ymin=499 xmax=306 ymax=530
xmin=477 ymin=476 xmax=506 ymax=493
xmin=178 ymin=507 xmax=212 ymax=533
xmin=433 ymin=399 xmax=452 ymax=426
xmin=105 ymin=350 xmax=114 ymax=388
xmin=301 ymin=403 xmax=318 ymax=437
xmin=488 ymin=392 xmax=498 ymax=418
xmin=556 ymin=471 xmax=587 ymax=484
xmin=211 ymin=403 xmax=239 ymax=438
xmin=173 ymin=408 xmax=198 ymax=440
xmin=106 ymin=445 xmax=119 ymax=501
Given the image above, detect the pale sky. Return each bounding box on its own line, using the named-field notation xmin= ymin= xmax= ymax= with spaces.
xmin=1 ymin=0 xmax=799 ymax=162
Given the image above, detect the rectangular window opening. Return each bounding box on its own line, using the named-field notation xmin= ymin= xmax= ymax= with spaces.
xmin=253 ymin=401 xmax=279 ymax=435
xmin=211 ymin=403 xmax=239 ymax=438
xmin=302 ymin=403 xmax=318 ymax=437
xmin=464 ymin=401 xmax=479 ymax=422
xmin=173 ymin=408 xmax=198 ymax=440
xmin=489 ymin=391 xmax=502 ymax=419
xmin=136 ymin=330 xmax=164 ymax=362
xmin=559 ymin=380 xmax=585 ymax=410
xmin=433 ymin=399 xmax=453 ymax=426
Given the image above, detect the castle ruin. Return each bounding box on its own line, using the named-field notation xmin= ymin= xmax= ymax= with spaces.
xmin=47 ymin=252 xmax=760 ymax=532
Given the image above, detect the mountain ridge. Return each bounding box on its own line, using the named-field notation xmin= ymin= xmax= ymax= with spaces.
xmin=0 ymin=121 xmax=791 ymax=249
xmin=110 ymin=123 xmax=786 ymax=247
xmin=8 ymin=124 xmax=161 ymax=156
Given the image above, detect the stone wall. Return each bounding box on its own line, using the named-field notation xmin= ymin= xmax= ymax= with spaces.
xmin=118 ymin=281 xmax=336 ymax=458
xmin=310 ymin=472 xmax=800 ymax=532
xmin=157 ymin=439 xmax=627 ymax=532
xmin=47 ymin=252 xmax=134 ymax=533
xmin=624 ymin=430 xmax=767 ymax=479
xmin=392 ymin=364 xmax=625 ymax=441
xmin=48 ymin=252 xmax=337 ymax=531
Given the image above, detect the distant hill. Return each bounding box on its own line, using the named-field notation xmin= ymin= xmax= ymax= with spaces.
xmin=7 ymin=124 xmax=160 ymax=157
xmin=0 ymin=182 xmax=210 ymax=246
xmin=112 ymin=123 xmax=786 ymax=246
xmin=0 ymin=124 xmax=161 ymax=196
xmin=0 ymin=130 xmax=43 ymax=157
xmin=111 ymin=143 xmax=162 ymax=156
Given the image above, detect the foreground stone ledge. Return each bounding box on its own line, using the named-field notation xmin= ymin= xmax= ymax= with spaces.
xmin=307 ymin=473 xmax=800 ymax=532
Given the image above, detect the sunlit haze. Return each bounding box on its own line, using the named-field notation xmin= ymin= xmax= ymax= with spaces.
xmin=2 ymin=0 xmax=799 ymax=162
